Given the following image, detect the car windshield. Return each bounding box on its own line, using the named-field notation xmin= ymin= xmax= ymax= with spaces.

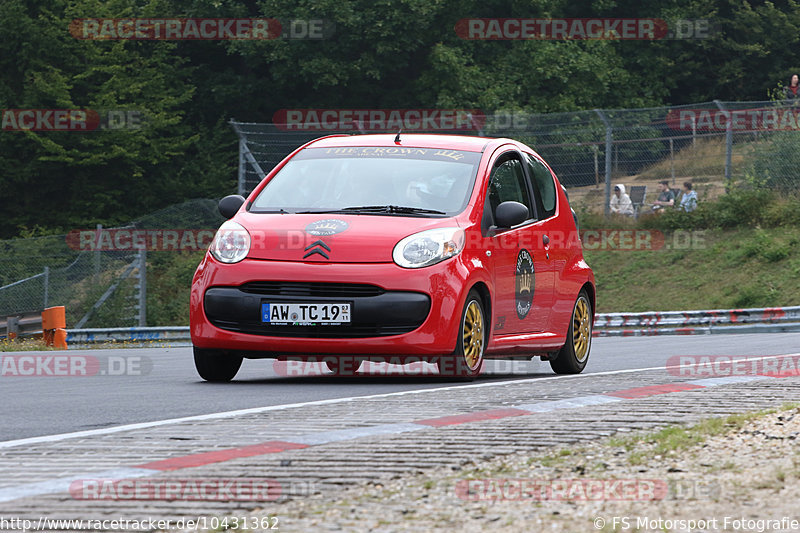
xmin=250 ymin=146 xmax=482 ymax=216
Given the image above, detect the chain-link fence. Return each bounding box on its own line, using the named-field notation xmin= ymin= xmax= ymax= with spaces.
xmin=4 ymin=100 xmax=800 ymax=328
xmin=0 ymin=199 xmax=225 ymax=329
xmin=232 ymin=100 xmax=800 ymax=214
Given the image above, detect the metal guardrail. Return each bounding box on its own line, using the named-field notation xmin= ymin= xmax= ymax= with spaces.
xmin=593 ymin=306 xmax=800 ymax=336
xmin=593 ymin=322 xmax=800 ymax=337
xmin=66 ymin=326 xmax=191 ymax=344
xmin=596 ymin=306 xmax=800 ymax=327
xmin=0 ymin=310 xmax=45 ymax=338
xmin=62 ymin=305 xmax=800 ymax=345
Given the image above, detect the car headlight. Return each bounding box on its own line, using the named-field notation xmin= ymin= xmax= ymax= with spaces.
xmin=393 ymin=227 xmax=465 ymax=268
xmin=210 ymin=220 xmax=251 ymax=263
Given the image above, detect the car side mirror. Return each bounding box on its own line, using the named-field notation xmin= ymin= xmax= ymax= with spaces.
xmin=495 ymin=201 xmax=529 ymax=228
xmin=218 ymin=195 xmax=246 ymax=219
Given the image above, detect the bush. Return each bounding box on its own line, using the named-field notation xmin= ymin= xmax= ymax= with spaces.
xmin=631 ymin=189 xmax=800 ymax=231
xmin=708 ymin=188 xmax=773 ymax=228
xmin=750 ymin=131 xmax=800 ymax=191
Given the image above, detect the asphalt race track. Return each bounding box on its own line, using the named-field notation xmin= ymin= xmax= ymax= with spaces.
xmin=2 ymin=332 xmax=799 ymax=442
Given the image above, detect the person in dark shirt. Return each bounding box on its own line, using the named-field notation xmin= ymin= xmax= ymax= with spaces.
xmin=785 ymin=74 xmax=800 ymax=100
xmin=651 ymin=180 xmax=675 ymax=212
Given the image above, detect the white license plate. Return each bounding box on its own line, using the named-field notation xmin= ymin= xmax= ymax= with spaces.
xmin=262 ymin=303 xmax=351 ymax=325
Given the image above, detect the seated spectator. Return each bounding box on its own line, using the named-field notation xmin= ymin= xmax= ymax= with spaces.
xmin=609 ymin=184 xmax=634 ymax=216
xmin=785 ymin=74 xmax=800 ymax=101
xmin=651 ymin=180 xmax=675 ymax=212
xmin=679 ymin=181 xmax=698 ymax=212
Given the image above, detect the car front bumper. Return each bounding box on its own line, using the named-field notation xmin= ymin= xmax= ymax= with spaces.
xmin=189 ymin=254 xmax=485 ymax=357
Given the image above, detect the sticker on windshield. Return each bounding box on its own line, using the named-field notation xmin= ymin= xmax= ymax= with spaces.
xmin=292 ymin=147 xmax=482 ymax=164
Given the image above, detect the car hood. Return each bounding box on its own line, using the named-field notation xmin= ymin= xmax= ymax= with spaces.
xmin=236 ymin=212 xmax=459 ymax=263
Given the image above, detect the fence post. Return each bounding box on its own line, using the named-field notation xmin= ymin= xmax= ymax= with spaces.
xmin=43 ymin=266 xmax=49 ymax=309
xmin=137 ymin=248 xmax=146 ymax=327
xmin=714 ymin=100 xmax=732 ymax=191
xmin=593 ymin=145 xmax=599 ymax=186
xmin=594 ymin=109 xmax=613 ymax=217
xmin=238 ymin=137 xmax=246 ymax=196
xmin=7 ymin=316 xmax=19 ymax=340
xmin=230 ymin=119 xmax=267 ymax=196
xmin=94 ymin=223 xmax=102 ymax=281
xmin=669 ymin=138 xmax=675 ymax=185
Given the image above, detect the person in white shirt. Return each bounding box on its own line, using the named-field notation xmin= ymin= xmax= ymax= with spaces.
xmin=609 ymin=184 xmax=634 ymax=216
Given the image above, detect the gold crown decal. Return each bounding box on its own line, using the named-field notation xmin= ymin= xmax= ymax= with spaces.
xmin=518 ymin=271 xmax=533 ymax=294
xmin=434 ymin=150 xmax=464 ymax=161
xmin=314 ymin=222 xmax=338 ymax=230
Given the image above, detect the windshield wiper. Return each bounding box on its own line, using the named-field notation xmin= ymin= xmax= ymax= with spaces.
xmin=337 ymin=205 xmax=446 ymax=215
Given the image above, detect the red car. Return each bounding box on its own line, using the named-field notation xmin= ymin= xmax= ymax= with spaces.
xmin=190 ymin=134 xmax=595 ymax=381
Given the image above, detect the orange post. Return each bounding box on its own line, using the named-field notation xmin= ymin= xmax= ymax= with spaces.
xmin=42 ymin=306 xmax=68 ymax=349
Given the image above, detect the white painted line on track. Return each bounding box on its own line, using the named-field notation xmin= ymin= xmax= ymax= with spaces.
xmin=0 ymin=468 xmax=152 ymax=503
xmin=688 ymin=376 xmax=770 ymax=387
xmin=1 ymin=353 xmax=797 ymax=450
xmin=515 ymin=395 xmax=623 ymax=412
xmin=292 ymin=423 xmax=428 ymax=445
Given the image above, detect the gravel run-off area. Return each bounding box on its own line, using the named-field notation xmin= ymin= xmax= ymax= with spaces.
xmin=248 ymin=405 xmax=800 ymax=532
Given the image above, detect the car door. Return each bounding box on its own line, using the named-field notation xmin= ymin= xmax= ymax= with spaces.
xmin=521 ymin=152 xmax=559 ymax=333
xmin=482 ymin=149 xmax=551 ymax=335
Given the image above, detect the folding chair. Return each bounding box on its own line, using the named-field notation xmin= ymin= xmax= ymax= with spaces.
xmin=628 ymin=185 xmax=647 ymax=218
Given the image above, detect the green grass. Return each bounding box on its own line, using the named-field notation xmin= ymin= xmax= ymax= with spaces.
xmin=584 ymin=227 xmax=800 ymax=312
xmin=0 ymin=338 xmax=55 ymax=352
xmin=526 ymin=405 xmax=798 ymax=470
xmin=614 ymin=406 xmax=797 ymax=466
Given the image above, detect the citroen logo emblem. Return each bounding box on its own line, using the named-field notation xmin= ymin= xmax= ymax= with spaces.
xmin=303 ymin=240 xmax=331 ymax=259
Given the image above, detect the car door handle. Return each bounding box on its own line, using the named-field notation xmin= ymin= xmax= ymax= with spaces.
xmin=543 ymin=235 xmax=550 ymax=246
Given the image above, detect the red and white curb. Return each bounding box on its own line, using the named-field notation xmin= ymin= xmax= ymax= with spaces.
xmin=1 ymin=358 xmax=797 ymax=504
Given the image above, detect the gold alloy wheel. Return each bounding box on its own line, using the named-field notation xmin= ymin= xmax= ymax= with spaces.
xmin=462 ymin=299 xmax=484 ymax=369
xmin=572 ymin=296 xmax=591 ymax=362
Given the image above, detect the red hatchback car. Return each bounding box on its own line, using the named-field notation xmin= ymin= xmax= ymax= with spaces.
xmin=190 ymin=134 xmax=595 ymax=381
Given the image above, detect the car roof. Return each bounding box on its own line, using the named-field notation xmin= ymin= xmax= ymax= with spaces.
xmin=305 ymin=133 xmax=512 ymax=153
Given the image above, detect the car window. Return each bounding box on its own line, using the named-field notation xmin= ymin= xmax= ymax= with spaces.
xmin=525 ymin=154 xmax=557 ymax=219
xmin=487 ymin=158 xmax=533 ymax=221
xmin=249 ymin=147 xmax=482 ymax=215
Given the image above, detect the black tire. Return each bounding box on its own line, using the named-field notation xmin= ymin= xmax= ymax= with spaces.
xmin=193 ymin=347 xmax=243 ymax=382
xmin=550 ymin=289 xmax=592 ymax=374
xmin=437 ymin=289 xmax=486 ymax=379
xmin=324 ymin=357 xmax=362 ymax=376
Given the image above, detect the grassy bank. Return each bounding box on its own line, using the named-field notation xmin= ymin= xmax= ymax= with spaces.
xmin=584 ymin=227 xmax=800 ymax=312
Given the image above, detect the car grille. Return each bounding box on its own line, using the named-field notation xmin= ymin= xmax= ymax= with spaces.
xmin=239 ymin=281 xmax=385 ymax=298
xmin=209 ymin=320 xmax=418 ymax=338
xmin=204 ymin=284 xmax=430 ymax=339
